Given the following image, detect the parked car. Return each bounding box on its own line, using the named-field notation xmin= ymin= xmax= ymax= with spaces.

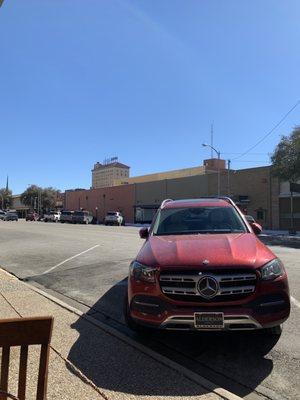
xmin=3 ymin=211 xmax=18 ymax=221
xmin=60 ymin=210 xmax=74 ymax=223
xmin=72 ymin=210 xmax=93 ymax=224
xmin=26 ymin=212 xmax=39 ymax=221
xmin=104 ymin=211 xmax=125 ymax=226
xmin=0 ymin=210 xmax=6 ymax=220
xmin=44 ymin=211 xmax=61 ymax=223
xmin=125 ymin=197 xmax=290 ymax=335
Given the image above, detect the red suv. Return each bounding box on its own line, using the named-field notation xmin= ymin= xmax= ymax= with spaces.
xmin=125 ymin=198 xmax=290 ymax=335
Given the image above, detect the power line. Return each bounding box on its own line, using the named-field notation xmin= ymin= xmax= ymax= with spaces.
xmin=222 ymin=152 xmax=270 ymax=155
xmin=232 ymin=160 xmax=270 ymax=163
xmin=232 ymin=99 xmax=300 ymax=161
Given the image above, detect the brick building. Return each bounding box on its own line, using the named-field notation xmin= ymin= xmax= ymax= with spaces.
xmin=65 ymin=160 xmax=300 ymax=229
xmin=65 ymin=184 xmax=135 ymax=223
xmin=132 ymin=165 xmax=280 ymax=228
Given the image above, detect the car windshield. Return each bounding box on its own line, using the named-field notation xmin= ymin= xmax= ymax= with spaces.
xmin=152 ymin=206 xmax=247 ymax=235
xmin=74 ymin=211 xmax=84 ymax=216
xmin=107 ymin=212 xmax=118 ymax=216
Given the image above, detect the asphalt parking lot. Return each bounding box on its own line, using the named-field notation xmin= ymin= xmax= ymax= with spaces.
xmin=0 ymin=220 xmax=299 ymax=400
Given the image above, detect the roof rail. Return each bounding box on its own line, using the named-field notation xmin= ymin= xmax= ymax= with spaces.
xmin=161 ymin=199 xmax=173 ymax=208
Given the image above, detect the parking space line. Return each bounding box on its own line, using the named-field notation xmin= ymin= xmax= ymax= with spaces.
xmin=291 ymin=296 xmax=300 ymax=308
xmin=41 ymin=245 xmax=100 ymax=275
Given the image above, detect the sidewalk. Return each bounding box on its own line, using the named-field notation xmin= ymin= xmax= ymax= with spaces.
xmin=0 ymin=269 xmax=239 ymax=400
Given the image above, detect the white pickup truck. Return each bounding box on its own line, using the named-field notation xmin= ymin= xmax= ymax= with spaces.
xmin=44 ymin=211 xmax=61 ymax=223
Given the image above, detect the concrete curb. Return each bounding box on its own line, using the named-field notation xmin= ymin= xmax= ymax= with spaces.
xmin=0 ymin=269 xmax=243 ymax=400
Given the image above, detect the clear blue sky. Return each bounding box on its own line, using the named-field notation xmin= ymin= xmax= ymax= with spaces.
xmin=0 ymin=0 xmax=299 ymax=194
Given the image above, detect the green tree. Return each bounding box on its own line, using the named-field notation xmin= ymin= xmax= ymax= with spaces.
xmin=21 ymin=185 xmax=59 ymax=211
xmin=271 ymin=126 xmax=300 ymax=183
xmin=271 ymin=127 xmax=300 ymax=232
xmin=20 ymin=185 xmax=41 ymax=209
xmin=42 ymin=187 xmax=59 ymax=209
xmin=0 ymin=188 xmax=12 ymax=209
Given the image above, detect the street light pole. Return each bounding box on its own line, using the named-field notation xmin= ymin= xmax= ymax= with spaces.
xmin=227 ymin=159 xmax=231 ymax=196
xmin=202 ymin=143 xmax=221 ymax=196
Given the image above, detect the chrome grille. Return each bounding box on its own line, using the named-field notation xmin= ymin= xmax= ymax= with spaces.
xmin=159 ymin=270 xmax=257 ymax=300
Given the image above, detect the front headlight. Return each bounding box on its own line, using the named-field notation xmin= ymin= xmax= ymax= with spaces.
xmin=261 ymin=259 xmax=284 ymax=281
xmin=130 ymin=261 xmax=157 ymax=283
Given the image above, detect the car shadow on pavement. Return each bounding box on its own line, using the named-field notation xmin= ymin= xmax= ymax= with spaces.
xmin=68 ymin=279 xmax=279 ymax=398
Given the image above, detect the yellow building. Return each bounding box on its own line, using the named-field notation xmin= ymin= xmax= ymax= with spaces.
xmin=112 ymin=159 xmax=226 ymax=186
xmin=92 ymin=161 xmax=130 ymax=188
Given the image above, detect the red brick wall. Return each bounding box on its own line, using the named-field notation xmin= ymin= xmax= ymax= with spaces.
xmin=64 ymin=185 xmax=135 ymax=223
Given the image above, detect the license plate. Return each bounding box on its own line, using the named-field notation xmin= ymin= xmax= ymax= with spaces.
xmin=194 ymin=312 xmax=224 ymax=329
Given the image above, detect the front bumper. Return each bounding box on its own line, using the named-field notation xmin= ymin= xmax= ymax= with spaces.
xmin=129 ymin=288 xmax=290 ymax=331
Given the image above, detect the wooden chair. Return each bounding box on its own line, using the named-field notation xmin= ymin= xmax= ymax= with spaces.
xmin=0 ymin=317 xmax=53 ymax=400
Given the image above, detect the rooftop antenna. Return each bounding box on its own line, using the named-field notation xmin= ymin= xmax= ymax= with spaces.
xmin=210 ymin=123 xmax=214 ymax=159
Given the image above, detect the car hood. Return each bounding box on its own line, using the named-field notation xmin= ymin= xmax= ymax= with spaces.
xmin=136 ymin=233 xmax=275 ymax=270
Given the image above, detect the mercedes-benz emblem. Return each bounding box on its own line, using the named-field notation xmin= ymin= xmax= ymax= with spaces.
xmin=197 ymin=276 xmax=219 ymax=299
xmin=202 ymin=259 xmax=210 ymax=265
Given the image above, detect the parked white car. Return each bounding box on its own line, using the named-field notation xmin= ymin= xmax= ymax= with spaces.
xmin=44 ymin=211 xmax=61 ymax=223
xmin=104 ymin=211 xmax=125 ymax=226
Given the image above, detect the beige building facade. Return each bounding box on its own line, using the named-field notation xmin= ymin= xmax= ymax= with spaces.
xmin=133 ymin=165 xmax=281 ymax=229
xmin=11 ymin=195 xmax=30 ymax=217
xmin=70 ymin=159 xmax=299 ymax=230
xmin=92 ymin=161 xmax=130 ymax=189
xmin=113 ymin=158 xmax=226 ymax=186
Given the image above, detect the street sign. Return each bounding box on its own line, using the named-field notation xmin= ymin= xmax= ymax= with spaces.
xmin=290 ymin=182 xmax=300 ymax=193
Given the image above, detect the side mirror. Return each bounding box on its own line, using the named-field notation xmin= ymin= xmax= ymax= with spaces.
xmin=139 ymin=227 xmax=149 ymax=239
xmin=250 ymin=222 xmax=262 ymax=235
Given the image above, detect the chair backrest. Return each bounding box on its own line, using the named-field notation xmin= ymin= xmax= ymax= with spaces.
xmin=0 ymin=317 xmax=53 ymax=400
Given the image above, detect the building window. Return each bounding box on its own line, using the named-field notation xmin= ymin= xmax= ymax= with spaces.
xmin=256 ymin=209 xmax=265 ymax=221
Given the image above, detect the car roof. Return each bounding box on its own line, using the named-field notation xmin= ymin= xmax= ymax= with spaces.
xmin=162 ymin=198 xmax=232 ymax=209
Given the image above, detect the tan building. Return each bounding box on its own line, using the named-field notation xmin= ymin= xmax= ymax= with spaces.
xmin=113 ymin=158 xmax=226 ymax=186
xmin=11 ymin=195 xmax=30 ymax=218
xmin=133 ymin=164 xmax=281 ymax=229
xmin=69 ymin=159 xmax=299 ymax=230
xmin=92 ymin=160 xmax=130 ymax=189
